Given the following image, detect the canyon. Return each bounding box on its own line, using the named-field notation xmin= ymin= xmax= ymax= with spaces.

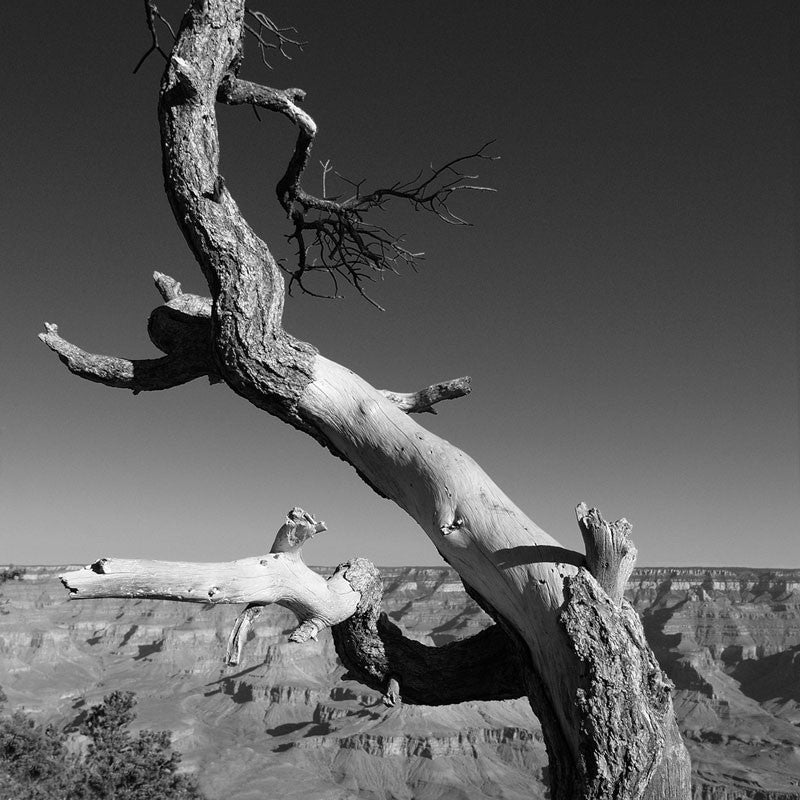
xmin=1 ymin=565 xmax=799 ymax=799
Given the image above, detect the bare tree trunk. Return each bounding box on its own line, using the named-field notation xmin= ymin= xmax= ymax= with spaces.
xmin=41 ymin=2 xmax=691 ymax=797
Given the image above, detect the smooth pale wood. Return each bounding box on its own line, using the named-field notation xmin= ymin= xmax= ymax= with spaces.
xmin=298 ymin=355 xmax=586 ymax=764
xmin=59 ymin=552 xmax=359 ymax=630
xmin=225 ymin=603 xmax=262 ymax=666
xmin=269 ymin=507 xmax=326 ymax=554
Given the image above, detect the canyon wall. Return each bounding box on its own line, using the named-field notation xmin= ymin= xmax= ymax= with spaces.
xmin=1 ymin=565 xmax=799 ymax=799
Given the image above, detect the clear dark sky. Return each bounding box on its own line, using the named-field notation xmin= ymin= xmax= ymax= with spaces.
xmin=2 ymin=2 xmax=797 ymax=567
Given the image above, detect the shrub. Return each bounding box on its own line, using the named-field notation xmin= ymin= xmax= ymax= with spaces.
xmin=0 ymin=691 xmax=205 ymax=799
xmin=0 ymin=566 xmax=25 ymax=583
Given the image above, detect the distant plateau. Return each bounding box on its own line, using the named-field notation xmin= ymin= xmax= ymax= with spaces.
xmin=1 ymin=565 xmax=799 ymax=799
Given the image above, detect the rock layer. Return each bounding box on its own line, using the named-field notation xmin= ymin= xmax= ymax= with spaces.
xmin=1 ymin=565 xmax=799 ymax=799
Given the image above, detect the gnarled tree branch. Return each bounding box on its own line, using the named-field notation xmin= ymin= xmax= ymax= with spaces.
xmin=38 ymin=323 xmax=214 ymax=394
xmin=217 ymin=62 xmax=494 ymax=306
xmin=59 ymin=507 xmax=525 ymax=707
xmin=59 ymin=508 xmax=360 ymax=649
xmin=157 ymin=9 xmax=319 ymax=426
xmin=217 ymin=75 xmax=308 ymax=124
xmin=40 ymin=272 xmax=218 ymax=393
xmin=331 ymin=559 xmax=525 ymax=706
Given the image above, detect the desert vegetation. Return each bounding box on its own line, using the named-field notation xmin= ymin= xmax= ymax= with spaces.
xmin=0 ymin=689 xmax=204 ymax=799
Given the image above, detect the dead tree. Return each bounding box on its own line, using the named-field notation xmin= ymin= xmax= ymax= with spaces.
xmin=43 ymin=3 xmax=691 ymax=798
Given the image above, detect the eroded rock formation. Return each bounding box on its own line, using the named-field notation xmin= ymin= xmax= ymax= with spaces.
xmin=1 ymin=565 xmax=799 ymax=799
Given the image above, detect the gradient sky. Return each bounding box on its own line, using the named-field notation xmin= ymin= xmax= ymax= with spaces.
xmin=2 ymin=2 xmax=797 ymax=568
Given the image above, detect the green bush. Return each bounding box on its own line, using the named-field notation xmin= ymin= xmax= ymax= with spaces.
xmin=0 ymin=690 xmax=205 ymax=799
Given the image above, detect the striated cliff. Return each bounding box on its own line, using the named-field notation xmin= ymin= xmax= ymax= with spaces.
xmin=1 ymin=565 xmax=799 ymax=799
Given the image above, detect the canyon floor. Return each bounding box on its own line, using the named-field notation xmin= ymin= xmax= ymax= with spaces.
xmin=1 ymin=565 xmax=799 ymax=799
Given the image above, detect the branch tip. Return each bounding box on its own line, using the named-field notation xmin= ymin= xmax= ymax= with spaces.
xmin=269 ymin=507 xmax=325 ymax=553
xmin=382 ymin=677 xmax=401 ymax=707
xmin=576 ymin=502 xmax=637 ymax=607
xmin=225 ymin=603 xmax=263 ymax=666
xmin=90 ymin=558 xmax=109 ymax=575
xmin=381 ymin=376 xmax=472 ymax=414
xmin=289 ymin=619 xmax=322 ymax=643
xmin=153 ymin=272 xmax=183 ymax=301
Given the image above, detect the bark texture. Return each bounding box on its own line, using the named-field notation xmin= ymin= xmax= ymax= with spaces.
xmin=560 ymin=571 xmax=676 ymax=798
xmin=331 ymin=559 xmax=525 ymax=705
xmin=41 ymin=2 xmax=690 ymax=797
xmin=158 ymin=1 xmax=318 ymax=429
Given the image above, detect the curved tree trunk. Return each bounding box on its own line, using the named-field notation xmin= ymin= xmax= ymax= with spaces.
xmin=42 ymin=2 xmax=691 ymax=797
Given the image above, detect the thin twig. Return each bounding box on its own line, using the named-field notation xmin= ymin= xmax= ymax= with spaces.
xmin=243 ymin=9 xmax=304 ymax=69
xmin=133 ymin=0 xmax=175 ymax=74
xmin=279 ymin=144 xmax=497 ymax=307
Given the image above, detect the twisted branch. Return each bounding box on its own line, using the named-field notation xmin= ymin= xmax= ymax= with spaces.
xmin=331 ymin=559 xmax=525 ymax=706
xmin=38 ymin=324 xmax=214 ymax=394
xmin=218 ymin=59 xmax=495 ymax=307
xmin=39 ymin=273 xmax=218 ymax=394
xmin=243 ymin=8 xmax=304 ymax=69
xmin=280 ymin=144 xmax=498 ymax=309
xmin=59 ymin=508 xmax=524 ymax=708
xmin=59 ymin=508 xmax=360 ymax=659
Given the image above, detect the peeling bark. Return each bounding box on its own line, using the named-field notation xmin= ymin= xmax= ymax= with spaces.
xmin=332 ymin=558 xmax=525 ymax=705
xmin=560 ymin=571 xmax=676 ymax=798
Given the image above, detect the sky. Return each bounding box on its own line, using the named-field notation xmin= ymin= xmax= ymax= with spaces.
xmin=1 ymin=2 xmax=797 ymax=568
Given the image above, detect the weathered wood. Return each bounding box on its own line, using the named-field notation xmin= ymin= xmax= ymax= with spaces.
xmin=153 ymin=271 xmax=183 ymax=302
xmin=38 ymin=272 xmax=218 ymax=393
xmin=60 ymin=539 xmax=529 ymax=707
xmin=40 ymin=2 xmax=691 ymax=796
xmin=225 ymin=603 xmax=262 ymax=666
xmin=576 ymin=502 xmax=637 ymax=608
xmin=642 ymin=714 xmax=692 ymax=800
xmin=560 ymin=570 xmax=688 ymax=799
xmin=38 ymin=322 xmax=214 ymax=394
xmin=157 ymin=0 xmax=319 ymax=430
xmin=59 ymin=509 xmax=360 ymax=650
xmin=380 ymin=376 xmax=472 ymax=414
xmin=332 ymin=559 xmax=525 ymax=706
xmin=269 ymin=507 xmax=326 ymax=554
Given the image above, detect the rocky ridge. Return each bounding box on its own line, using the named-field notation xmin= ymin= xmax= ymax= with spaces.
xmin=1 ymin=565 xmax=799 ymax=799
